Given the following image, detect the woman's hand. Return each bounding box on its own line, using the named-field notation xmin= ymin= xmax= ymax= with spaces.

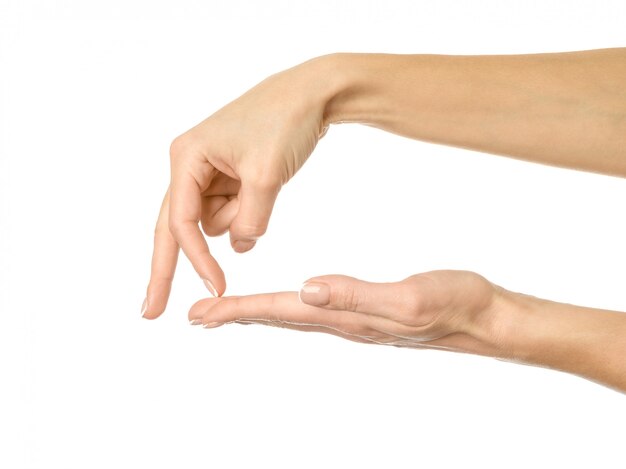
xmin=142 ymin=57 xmax=340 ymax=319
xmin=189 ymin=270 xmax=626 ymax=393
xmin=188 ymin=270 xmax=507 ymax=356
xmin=143 ymin=49 xmax=626 ymax=319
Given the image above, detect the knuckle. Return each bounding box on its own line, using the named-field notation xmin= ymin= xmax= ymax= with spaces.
xmin=167 ymin=216 xmax=186 ymax=239
xmin=264 ymin=294 xmax=278 ymax=319
xmin=248 ymin=169 xmax=282 ymax=192
xmin=337 ymin=286 xmax=360 ymax=312
xmin=232 ymin=217 xmax=268 ymax=239
xmin=235 ymin=223 xmax=267 ymax=239
xmin=169 ymin=134 xmax=197 ymax=161
xmin=229 ymin=296 xmax=244 ymax=315
xmin=169 ymin=135 xmax=185 ymax=160
xmin=396 ymin=279 xmax=425 ymax=324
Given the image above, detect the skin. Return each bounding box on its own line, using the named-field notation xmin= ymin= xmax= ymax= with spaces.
xmin=144 ymin=49 xmax=626 ymax=393
xmin=188 ymin=272 xmax=626 ymax=393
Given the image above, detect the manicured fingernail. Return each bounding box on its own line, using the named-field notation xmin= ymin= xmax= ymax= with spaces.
xmin=202 ymin=321 xmax=221 ymax=329
xmin=189 ymin=319 xmax=202 ymax=326
xmin=232 ymin=239 xmax=256 ymax=253
xmin=299 ymin=282 xmax=330 ymax=306
xmin=202 ymin=278 xmax=218 ymax=297
xmin=141 ymin=297 xmax=149 ymax=317
xmin=235 ymin=320 xmax=254 ymax=326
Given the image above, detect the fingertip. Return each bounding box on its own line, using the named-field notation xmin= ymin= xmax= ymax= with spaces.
xmin=141 ymin=296 xmax=166 ymax=320
xmin=142 ymin=309 xmax=165 ymax=320
xmin=201 ymin=255 xmax=227 ymax=296
xmin=231 ymin=238 xmax=257 ymax=253
xmin=202 ymin=272 xmax=226 ymax=298
xmin=228 ymin=180 xmax=278 ymax=250
xmin=202 ymin=278 xmax=219 ymax=297
xmin=188 ymin=296 xmax=224 ymax=322
xmin=142 ymin=279 xmax=173 ymax=320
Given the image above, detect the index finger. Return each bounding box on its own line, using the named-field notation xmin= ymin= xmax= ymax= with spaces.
xmin=143 ymin=188 xmax=180 ymax=319
xmin=188 ymin=292 xmax=398 ymax=339
xmin=169 ymin=166 xmax=226 ymax=296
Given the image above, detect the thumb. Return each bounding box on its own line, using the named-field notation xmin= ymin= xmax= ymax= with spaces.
xmin=229 ymin=179 xmax=280 ymax=253
xmin=299 ymin=275 xmax=407 ymax=315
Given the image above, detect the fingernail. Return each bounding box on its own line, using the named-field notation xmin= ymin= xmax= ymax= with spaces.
xmin=141 ymin=297 xmax=149 ymax=317
xmin=235 ymin=320 xmax=254 ymax=326
xmin=189 ymin=319 xmax=202 ymax=326
xmin=202 ymin=278 xmax=218 ymax=297
xmin=232 ymin=239 xmax=256 ymax=253
xmin=202 ymin=321 xmax=221 ymax=329
xmin=299 ymin=282 xmax=330 ymax=306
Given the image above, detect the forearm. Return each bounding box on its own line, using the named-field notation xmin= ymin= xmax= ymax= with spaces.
xmin=489 ymin=287 xmax=626 ymax=393
xmin=315 ymin=49 xmax=626 ymax=177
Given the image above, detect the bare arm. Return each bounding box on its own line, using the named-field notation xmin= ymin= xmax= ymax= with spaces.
xmin=148 ymin=48 xmax=626 ymax=390
xmin=314 ymin=49 xmax=626 ymax=390
xmin=498 ymin=289 xmax=626 ymax=392
xmin=322 ymin=49 xmax=626 ymax=176
xmin=145 ymin=48 xmax=626 ymax=320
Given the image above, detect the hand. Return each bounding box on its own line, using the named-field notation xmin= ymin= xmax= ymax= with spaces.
xmin=187 ymin=270 xmax=505 ymax=356
xmin=187 ymin=270 xmax=626 ymax=392
xmin=142 ymin=57 xmax=337 ymax=319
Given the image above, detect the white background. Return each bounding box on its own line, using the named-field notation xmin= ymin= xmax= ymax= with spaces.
xmin=2 ymin=1 xmax=626 ymax=467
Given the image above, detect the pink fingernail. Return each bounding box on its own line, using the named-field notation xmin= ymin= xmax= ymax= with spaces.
xmin=235 ymin=320 xmax=254 ymax=326
xmin=202 ymin=321 xmax=221 ymax=329
xmin=189 ymin=319 xmax=202 ymax=326
xmin=141 ymin=297 xmax=149 ymax=317
xmin=233 ymin=239 xmax=256 ymax=253
xmin=202 ymin=278 xmax=218 ymax=297
xmin=299 ymin=282 xmax=330 ymax=306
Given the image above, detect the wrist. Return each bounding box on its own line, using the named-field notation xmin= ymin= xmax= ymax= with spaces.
xmin=317 ymin=52 xmax=394 ymax=128
xmin=452 ymin=280 xmax=552 ymax=361
xmin=315 ymin=53 xmax=438 ymax=132
xmin=479 ymin=286 xmax=542 ymax=362
xmin=288 ymin=54 xmax=355 ymax=128
xmin=450 ymin=282 xmax=531 ymax=360
xmin=298 ymin=53 xmax=408 ymax=129
xmin=486 ymin=286 xmax=626 ymax=386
